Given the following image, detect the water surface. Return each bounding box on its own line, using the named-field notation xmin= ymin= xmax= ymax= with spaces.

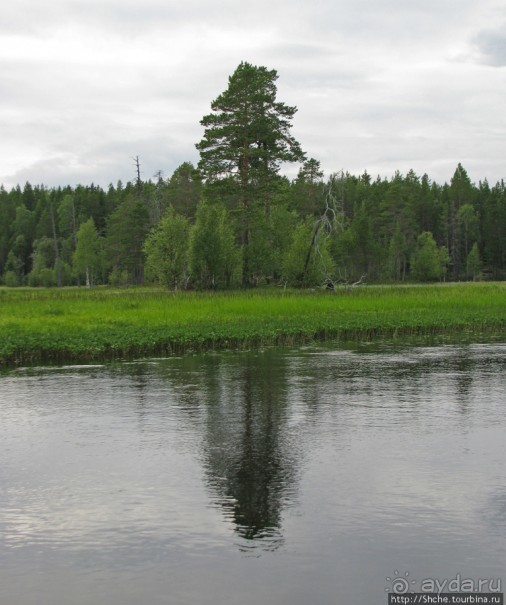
xmin=1 ymin=342 xmax=505 ymax=604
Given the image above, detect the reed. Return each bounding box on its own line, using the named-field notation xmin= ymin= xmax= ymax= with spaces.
xmin=0 ymin=283 xmax=504 ymax=365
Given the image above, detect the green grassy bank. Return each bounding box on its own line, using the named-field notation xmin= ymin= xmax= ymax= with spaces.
xmin=0 ymin=283 xmax=505 ymax=366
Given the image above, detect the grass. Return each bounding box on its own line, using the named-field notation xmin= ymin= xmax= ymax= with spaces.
xmin=0 ymin=282 xmax=505 ymax=365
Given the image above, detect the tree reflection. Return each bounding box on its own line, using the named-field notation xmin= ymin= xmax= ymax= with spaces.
xmin=201 ymin=351 xmax=295 ymax=550
xmin=151 ymin=350 xmax=297 ymax=551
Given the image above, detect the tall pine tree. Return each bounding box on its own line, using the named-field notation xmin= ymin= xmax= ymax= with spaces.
xmin=196 ymin=62 xmax=305 ymax=283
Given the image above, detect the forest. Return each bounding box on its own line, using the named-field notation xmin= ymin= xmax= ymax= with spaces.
xmin=1 ymin=62 xmax=505 ymax=290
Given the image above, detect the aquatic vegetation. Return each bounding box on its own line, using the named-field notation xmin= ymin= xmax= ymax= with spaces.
xmin=0 ymin=283 xmax=504 ymax=365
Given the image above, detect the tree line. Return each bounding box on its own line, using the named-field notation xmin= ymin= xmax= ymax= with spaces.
xmin=1 ymin=62 xmax=504 ymax=289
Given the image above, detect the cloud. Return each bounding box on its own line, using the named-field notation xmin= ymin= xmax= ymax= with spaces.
xmin=473 ymin=26 xmax=506 ymax=66
xmin=0 ymin=0 xmax=504 ymax=188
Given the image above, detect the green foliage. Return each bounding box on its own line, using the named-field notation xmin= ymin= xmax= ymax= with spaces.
xmin=379 ymin=171 xmax=417 ymax=243
xmin=105 ymin=194 xmax=150 ymax=284
xmin=189 ymin=202 xmax=241 ymax=289
xmin=28 ymin=266 xmax=56 ymax=288
xmin=27 ymin=237 xmax=56 ymax=286
xmin=0 ymin=165 xmax=502 ymax=288
xmin=143 ymin=207 xmax=190 ymax=290
xmin=109 ymin=267 xmax=130 ymax=287
xmin=332 ymin=228 xmax=357 ymax=281
xmin=466 ymin=242 xmax=482 ymax=281
xmin=59 ymin=261 xmax=74 ymax=286
xmin=73 ymin=218 xmax=102 ymax=287
xmin=448 ymin=163 xmax=475 ymax=277
xmin=387 ymin=222 xmax=409 ymax=281
xmin=196 ymin=62 xmax=307 ymax=285
xmin=482 ymin=181 xmax=506 ymax=278
xmin=165 ymin=162 xmax=202 ymax=218
xmin=282 ymin=222 xmax=311 ymax=286
xmin=333 ymin=201 xmax=379 ymax=281
xmin=196 ymin=62 xmax=305 ymax=204
xmin=3 ymin=250 xmax=24 ymax=286
xmin=3 ymin=271 xmax=21 ymax=287
xmin=439 ymin=246 xmax=451 ymax=282
xmin=57 ymin=194 xmax=78 ymax=239
xmin=456 ymin=203 xmax=479 ymax=258
xmin=410 ymin=232 xmax=443 ymax=282
xmin=2 ymin=247 xmax=25 ymax=287
xmin=291 ymin=158 xmax=325 ymax=216
xmin=243 ymin=209 xmax=272 ymax=285
xmin=0 ymin=187 xmax=16 ymax=272
xmin=283 ymin=220 xmax=334 ymax=286
xmin=11 ymin=206 xmax=35 ymax=272
xmin=269 ymin=205 xmax=299 ymax=278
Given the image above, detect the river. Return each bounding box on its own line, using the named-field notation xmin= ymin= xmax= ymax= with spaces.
xmin=1 ymin=342 xmax=505 ymax=604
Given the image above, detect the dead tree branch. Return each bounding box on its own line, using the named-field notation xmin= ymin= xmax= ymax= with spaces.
xmin=302 ymin=171 xmax=345 ymax=286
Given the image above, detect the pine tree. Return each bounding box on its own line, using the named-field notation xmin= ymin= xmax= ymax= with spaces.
xmin=196 ymin=62 xmax=305 ymax=283
xmin=197 ymin=62 xmax=305 ymax=207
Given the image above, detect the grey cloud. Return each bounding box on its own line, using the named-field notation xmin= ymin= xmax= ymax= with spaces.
xmin=474 ymin=27 xmax=506 ymax=67
xmin=0 ymin=0 xmax=504 ymax=189
xmin=5 ymin=133 xmax=198 ymax=189
xmin=2 ymin=0 xmax=310 ymax=36
xmin=0 ymin=0 xmax=487 ymax=42
xmin=308 ymin=0 xmax=479 ymax=39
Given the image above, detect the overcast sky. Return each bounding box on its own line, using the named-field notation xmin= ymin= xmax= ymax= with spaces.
xmin=1 ymin=0 xmax=505 ymax=190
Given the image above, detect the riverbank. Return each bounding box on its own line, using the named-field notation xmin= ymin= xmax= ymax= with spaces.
xmin=0 ymin=283 xmax=504 ymax=366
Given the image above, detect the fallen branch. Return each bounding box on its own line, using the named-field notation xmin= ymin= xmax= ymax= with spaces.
xmin=322 ymin=274 xmax=367 ymax=292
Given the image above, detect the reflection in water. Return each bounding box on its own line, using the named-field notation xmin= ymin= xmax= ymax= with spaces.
xmin=202 ymin=354 xmax=293 ymax=549
xmin=146 ymin=351 xmax=298 ymax=550
xmin=0 ymin=342 xmax=505 ymax=605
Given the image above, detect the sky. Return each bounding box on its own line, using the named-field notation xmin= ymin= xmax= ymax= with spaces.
xmin=1 ymin=0 xmax=505 ymax=190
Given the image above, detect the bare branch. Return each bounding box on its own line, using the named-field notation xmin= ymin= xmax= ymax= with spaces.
xmin=303 ymin=171 xmax=346 ymax=286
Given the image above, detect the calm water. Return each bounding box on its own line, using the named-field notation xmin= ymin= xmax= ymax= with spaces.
xmin=1 ymin=342 xmax=505 ymax=604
